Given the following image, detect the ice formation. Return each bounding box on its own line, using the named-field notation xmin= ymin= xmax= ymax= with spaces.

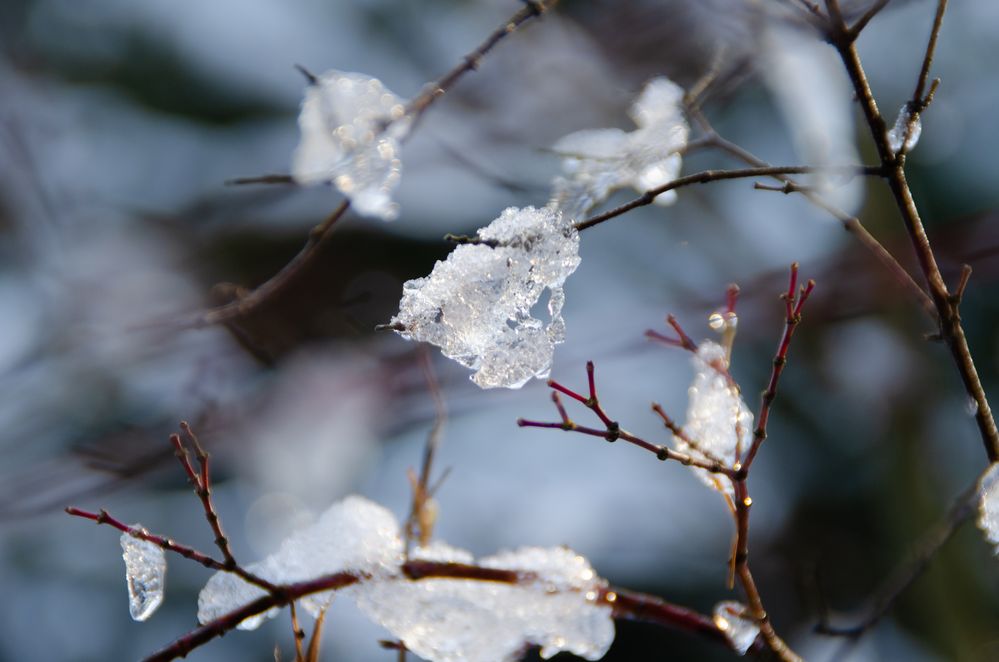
xmin=356 ymin=545 xmax=614 ymax=662
xmin=198 ymin=495 xmax=402 ymax=628
xmin=390 ymin=206 xmax=581 ymax=389
xmin=713 ymin=601 xmax=760 ymax=655
xmin=120 ymin=526 xmax=167 ymax=621
xmin=976 ymin=463 xmax=999 ymax=552
xmin=550 ymin=77 xmax=688 ymax=219
xmin=196 ymin=496 xmax=613 ymax=662
xmin=678 ymin=341 xmax=753 ymax=499
xmin=291 ymin=70 xmax=410 ymax=220
xmin=887 ymin=103 xmax=922 ymax=154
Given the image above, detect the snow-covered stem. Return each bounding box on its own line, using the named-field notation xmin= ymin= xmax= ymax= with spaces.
xmin=823 ymin=0 xmax=999 ymax=462
xmin=64 ymin=507 xmax=277 ymax=592
xmin=172 ymin=422 xmax=237 ymax=568
xmin=574 ymin=164 xmax=882 ymax=232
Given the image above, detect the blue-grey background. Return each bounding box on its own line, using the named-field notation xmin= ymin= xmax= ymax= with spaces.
xmin=1 ymin=1 xmax=998 ymax=660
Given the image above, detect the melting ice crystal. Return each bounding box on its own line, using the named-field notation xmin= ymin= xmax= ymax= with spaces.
xmin=121 ymin=526 xmax=166 ymax=621
xmin=887 ymin=103 xmax=922 ymax=155
xmin=977 ymin=463 xmax=999 ymax=553
xmin=357 ymin=545 xmax=614 ymax=662
xmin=677 ymin=341 xmax=753 ymax=499
xmin=291 ymin=70 xmax=410 ymax=220
xmin=391 ymin=206 xmax=580 ymax=389
xmin=713 ymin=601 xmax=760 ymax=655
xmin=196 ymin=496 xmax=613 ymax=662
xmin=550 ymin=77 xmax=688 ymax=219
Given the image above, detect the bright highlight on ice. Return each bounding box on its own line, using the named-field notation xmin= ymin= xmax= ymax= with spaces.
xmin=887 ymin=103 xmax=922 ymax=155
xmin=291 ymin=70 xmax=410 ymax=220
xmin=976 ymin=463 xmax=999 ymax=553
xmin=677 ymin=340 xmax=753 ymax=499
xmin=390 ymin=206 xmax=581 ymax=389
xmin=121 ymin=526 xmax=167 ymax=622
xmin=196 ymin=495 xmax=614 ymax=662
xmin=713 ymin=601 xmax=760 ymax=655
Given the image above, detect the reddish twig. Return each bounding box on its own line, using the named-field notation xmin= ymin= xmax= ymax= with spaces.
xmin=518 ymin=362 xmax=738 ymax=477
xmin=172 ymin=422 xmax=236 ymax=568
xmin=645 ymin=314 xmax=699 ymax=352
xmin=740 ymin=263 xmax=815 ymax=473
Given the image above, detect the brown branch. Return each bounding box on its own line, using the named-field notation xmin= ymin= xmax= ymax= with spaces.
xmin=574 ymin=164 xmax=883 ymax=232
xmin=824 ymin=0 xmax=999 ymax=461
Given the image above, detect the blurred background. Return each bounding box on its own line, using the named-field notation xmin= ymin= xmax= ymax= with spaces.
xmin=1 ymin=0 xmax=998 ymax=660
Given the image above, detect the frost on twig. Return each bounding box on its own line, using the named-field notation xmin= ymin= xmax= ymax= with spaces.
xmin=291 ymin=70 xmax=410 ymax=220
xmin=550 ymin=77 xmax=689 ymax=219
xmin=887 ymin=103 xmax=922 ymax=155
xmin=713 ymin=601 xmax=760 ymax=656
xmin=121 ymin=526 xmax=167 ymax=622
xmin=976 ymin=463 xmax=999 ymax=553
xmin=677 ymin=341 xmax=753 ymax=500
xmin=196 ymin=496 xmax=614 ymax=662
xmin=390 ymin=206 xmax=581 ymax=389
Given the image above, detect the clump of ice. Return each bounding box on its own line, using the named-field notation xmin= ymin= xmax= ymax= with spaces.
xmin=291 ymin=70 xmax=410 ymax=220
xmin=356 ymin=545 xmax=614 ymax=662
xmin=120 ymin=526 xmax=167 ymax=621
xmin=976 ymin=463 xmax=999 ymax=553
xmin=713 ymin=601 xmax=760 ymax=655
xmin=198 ymin=495 xmax=402 ymax=628
xmin=390 ymin=206 xmax=580 ymax=389
xmin=887 ymin=103 xmax=922 ymax=154
xmin=550 ymin=77 xmax=689 ymax=219
xmin=677 ymin=341 xmax=753 ymax=499
xmin=195 ymin=496 xmax=614 ymax=662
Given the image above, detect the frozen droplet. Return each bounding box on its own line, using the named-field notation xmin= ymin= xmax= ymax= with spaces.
xmin=550 ymin=77 xmax=688 ymax=219
xmin=976 ymin=463 xmax=999 ymax=552
xmin=355 ymin=546 xmax=614 ymax=662
xmin=676 ymin=341 xmax=752 ymax=499
xmin=887 ymin=103 xmax=922 ymax=154
xmin=713 ymin=601 xmax=760 ymax=655
xmin=966 ymin=397 xmax=980 ymax=417
xmin=708 ymin=312 xmax=725 ymax=330
xmin=390 ymin=206 xmax=580 ymax=389
xmin=120 ymin=527 xmax=166 ymax=621
xmin=291 ymin=70 xmax=411 ymax=220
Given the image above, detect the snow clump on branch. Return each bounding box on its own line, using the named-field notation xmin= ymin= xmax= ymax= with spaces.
xmin=291 ymin=70 xmax=410 ymax=220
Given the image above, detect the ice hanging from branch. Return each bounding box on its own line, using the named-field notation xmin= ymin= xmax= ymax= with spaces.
xmin=550 ymin=77 xmax=689 ymax=219
xmin=121 ymin=526 xmax=167 ymax=621
xmin=390 ymin=206 xmax=581 ymax=389
xmin=676 ymin=340 xmax=753 ymax=501
xmin=195 ymin=495 xmax=615 ymax=662
xmin=291 ymin=70 xmax=410 ymax=220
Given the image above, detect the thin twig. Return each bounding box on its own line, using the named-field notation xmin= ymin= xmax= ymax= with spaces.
xmin=574 ymin=164 xmax=883 ymax=232
xmin=825 ymin=0 xmax=999 ymax=461
xmin=176 ymin=422 xmax=237 ymax=567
